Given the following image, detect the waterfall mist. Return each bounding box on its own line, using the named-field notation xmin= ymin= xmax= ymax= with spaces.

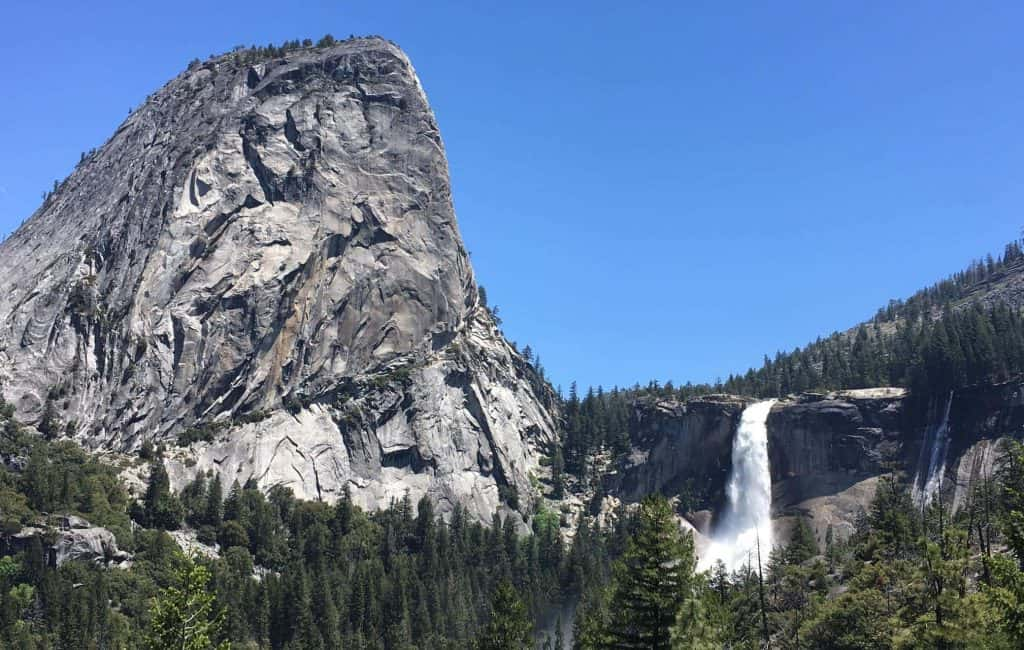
xmin=699 ymin=399 xmax=777 ymax=573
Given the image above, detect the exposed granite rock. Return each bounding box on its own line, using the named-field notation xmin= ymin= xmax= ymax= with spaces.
xmin=609 ymin=382 xmax=1024 ymax=549
xmin=164 ymin=309 xmax=556 ymax=521
xmin=612 ymin=395 xmax=749 ymax=512
xmin=7 ymin=516 xmax=131 ymax=568
xmin=956 ymin=258 xmax=1024 ymax=312
xmin=942 ymin=379 xmax=1024 ymax=510
xmin=768 ymin=388 xmax=906 ymax=511
xmin=946 ymin=380 xmax=1024 ymax=458
xmin=607 ymin=390 xmax=906 ymax=542
xmin=0 ymin=37 xmax=556 ymax=521
xmin=609 ymin=391 xmax=905 ymax=515
xmin=950 ymin=439 xmax=1000 ymax=513
xmin=54 ymin=526 xmax=131 ymax=568
xmin=169 ymin=529 xmax=220 ymax=560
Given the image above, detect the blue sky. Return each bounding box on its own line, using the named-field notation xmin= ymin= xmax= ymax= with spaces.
xmin=1 ymin=1 xmax=1021 ymax=391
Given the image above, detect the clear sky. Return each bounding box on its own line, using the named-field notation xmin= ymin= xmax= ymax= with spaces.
xmin=1 ymin=1 xmax=1021 ymax=391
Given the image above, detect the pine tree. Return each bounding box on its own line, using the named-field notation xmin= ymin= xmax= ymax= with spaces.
xmin=204 ymin=473 xmax=223 ymax=527
xmin=145 ymin=556 xmax=229 ymax=650
xmin=785 ymin=517 xmax=819 ymax=565
xmin=141 ymin=460 xmax=183 ymax=530
xmin=604 ymin=495 xmax=699 ymax=649
xmin=477 ymin=581 xmax=533 ymax=650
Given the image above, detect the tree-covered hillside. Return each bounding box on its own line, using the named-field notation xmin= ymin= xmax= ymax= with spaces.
xmin=0 ymin=395 xmax=586 ymax=648
xmin=4 ymin=222 xmax=1024 ymax=648
xmin=556 ymin=239 xmax=1024 ymax=473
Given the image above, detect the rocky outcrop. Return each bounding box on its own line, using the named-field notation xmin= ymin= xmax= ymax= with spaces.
xmin=6 ymin=516 xmax=131 ymax=568
xmin=169 ymin=529 xmax=220 ymax=560
xmin=768 ymin=388 xmax=906 ymax=511
xmin=612 ymin=395 xmax=749 ymax=513
xmin=0 ymin=38 xmax=557 ymax=521
xmin=760 ymin=388 xmax=906 ymax=541
xmin=943 ymin=379 xmax=1024 ymax=510
xmin=609 ymin=382 xmax=1024 ymax=545
xmin=609 ymin=391 xmax=904 ymax=516
xmin=164 ymin=310 xmax=557 ymax=520
xmin=945 ymin=380 xmax=1024 ymax=457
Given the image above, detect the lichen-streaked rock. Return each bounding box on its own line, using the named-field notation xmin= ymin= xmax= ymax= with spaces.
xmin=0 ymin=37 xmax=557 ymax=521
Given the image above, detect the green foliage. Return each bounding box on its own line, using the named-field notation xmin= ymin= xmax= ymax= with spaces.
xmin=866 ymin=473 xmax=920 ymax=561
xmin=603 ymin=496 xmax=702 ymax=649
xmin=784 ymin=517 xmax=819 ymax=565
xmin=137 ymin=460 xmax=183 ymax=531
xmin=477 ymin=580 xmax=533 ymax=650
xmin=562 ymin=382 xmax=634 ymax=475
xmin=986 ymin=554 xmax=1024 ymax=642
xmin=217 ymin=520 xmax=249 ymax=550
xmin=10 ymin=359 xmax=1024 ymax=649
xmin=145 ymin=556 xmax=230 ymax=650
xmin=0 ymin=402 xmax=132 ymax=545
xmin=799 ymin=589 xmax=894 ymax=649
xmin=178 ymin=420 xmax=230 ymax=446
xmin=997 ymin=439 xmax=1024 ymax=561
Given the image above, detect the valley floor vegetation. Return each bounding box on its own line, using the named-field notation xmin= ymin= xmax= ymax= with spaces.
xmin=2 ymin=241 xmax=1024 ymax=648
xmin=6 ymin=387 xmax=1024 ymax=649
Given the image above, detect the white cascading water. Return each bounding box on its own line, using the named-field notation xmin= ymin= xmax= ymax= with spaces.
xmin=700 ymin=399 xmax=777 ymax=573
xmin=912 ymin=391 xmax=954 ymax=506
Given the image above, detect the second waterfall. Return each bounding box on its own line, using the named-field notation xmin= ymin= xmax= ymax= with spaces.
xmin=700 ymin=399 xmax=777 ymax=573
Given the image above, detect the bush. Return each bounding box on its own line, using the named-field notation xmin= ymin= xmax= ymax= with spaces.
xmin=196 ymin=524 xmax=218 ymax=546
xmin=218 ymin=520 xmax=250 ymax=550
xmin=498 ymin=484 xmax=520 ymax=511
xmin=177 ymin=421 xmax=230 ymax=446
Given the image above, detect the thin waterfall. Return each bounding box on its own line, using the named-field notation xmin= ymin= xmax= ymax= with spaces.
xmin=912 ymin=391 xmax=954 ymax=506
xmin=700 ymin=399 xmax=777 ymax=573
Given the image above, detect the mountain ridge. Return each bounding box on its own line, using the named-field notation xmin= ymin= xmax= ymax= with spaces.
xmin=0 ymin=36 xmax=558 ymax=522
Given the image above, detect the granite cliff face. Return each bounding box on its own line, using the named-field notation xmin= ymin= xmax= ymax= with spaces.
xmin=608 ymin=384 xmax=1023 ymax=542
xmin=768 ymin=388 xmax=906 ymax=540
xmin=767 ymin=388 xmax=906 ymax=483
xmin=612 ymin=395 xmax=748 ymax=511
xmin=0 ymin=38 xmax=557 ymax=521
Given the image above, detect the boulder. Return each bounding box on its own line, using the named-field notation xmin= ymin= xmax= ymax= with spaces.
xmin=8 ymin=518 xmax=131 ymax=568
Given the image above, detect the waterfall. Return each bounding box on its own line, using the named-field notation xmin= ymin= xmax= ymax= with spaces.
xmin=699 ymin=399 xmax=777 ymax=573
xmin=912 ymin=391 xmax=954 ymax=506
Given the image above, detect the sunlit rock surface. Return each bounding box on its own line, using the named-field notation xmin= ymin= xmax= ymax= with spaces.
xmin=0 ymin=38 xmax=557 ymax=521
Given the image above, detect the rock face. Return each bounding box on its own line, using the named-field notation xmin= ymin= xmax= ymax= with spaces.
xmin=943 ymin=380 xmax=1024 ymax=510
xmin=0 ymin=38 xmax=557 ymax=521
xmin=768 ymin=388 xmax=906 ymax=512
xmin=612 ymin=395 xmax=749 ymax=513
xmin=608 ymin=382 xmax=1024 ymax=545
xmin=7 ymin=516 xmax=132 ymax=568
xmin=766 ymin=389 xmax=906 ymax=541
xmin=610 ymin=392 xmax=904 ymax=536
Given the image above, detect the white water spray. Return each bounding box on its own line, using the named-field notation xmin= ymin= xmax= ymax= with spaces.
xmin=912 ymin=391 xmax=954 ymax=506
xmin=700 ymin=399 xmax=776 ymax=573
